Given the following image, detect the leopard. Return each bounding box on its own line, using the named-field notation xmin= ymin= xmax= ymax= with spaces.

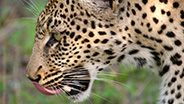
xmin=26 ymin=0 xmax=184 ymax=103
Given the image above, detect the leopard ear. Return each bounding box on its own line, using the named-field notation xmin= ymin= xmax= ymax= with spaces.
xmin=78 ymin=0 xmax=122 ymax=13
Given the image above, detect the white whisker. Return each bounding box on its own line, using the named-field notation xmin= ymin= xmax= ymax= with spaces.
xmin=20 ymin=17 xmax=37 ymax=21
xmin=29 ymin=0 xmax=40 ymax=13
xmin=86 ymin=97 xmax=93 ymax=104
xmin=23 ymin=0 xmax=39 ymax=15
xmin=53 ymin=85 xmax=67 ymax=102
xmin=57 ymin=78 xmax=90 ymax=80
xmin=51 ymin=86 xmax=59 ymax=96
xmin=69 ymin=87 xmax=83 ymax=93
xmin=63 ymin=73 xmax=88 ymax=76
xmin=91 ymin=92 xmax=113 ymax=104
xmin=62 ymin=83 xmax=85 ymax=88
xmin=98 ymin=71 xmax=128 ymax=76
xmin=94 ymin=77 xmax=130 ymax=88
xmin=19 ymin=0 xmax=38 ymax=17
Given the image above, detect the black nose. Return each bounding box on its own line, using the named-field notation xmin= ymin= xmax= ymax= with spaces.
xmin=27 ymin=75 xmax=41 ymax=82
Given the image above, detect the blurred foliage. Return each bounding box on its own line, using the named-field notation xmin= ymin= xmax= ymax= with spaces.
xmin=0 ymin=0 xmax=160 ymax=104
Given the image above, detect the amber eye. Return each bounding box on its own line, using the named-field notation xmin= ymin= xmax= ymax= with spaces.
xmin=46 ymin=33 xmax=60 ymax=48
xmin=53 ymin=33 xmax=61 ymax=41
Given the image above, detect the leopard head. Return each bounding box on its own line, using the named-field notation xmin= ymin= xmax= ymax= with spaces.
xmin=26 ymin=0 xmax=120 ymax=101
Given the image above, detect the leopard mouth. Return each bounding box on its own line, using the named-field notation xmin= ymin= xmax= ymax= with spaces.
xmin=30 ymin=67 xmax=91 ymax=101
xmin=31 ymin=79 xmax=91 ymax=96
xmin=31 ymin=81 xmax=63 ymax=95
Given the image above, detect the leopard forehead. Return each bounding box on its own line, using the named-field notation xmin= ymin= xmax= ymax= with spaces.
xmin=27 ymin=0 xmax=184 ymax=103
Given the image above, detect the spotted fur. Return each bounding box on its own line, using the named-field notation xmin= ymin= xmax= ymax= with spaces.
xmin=26 ymin=0 xmax=184 ymax=103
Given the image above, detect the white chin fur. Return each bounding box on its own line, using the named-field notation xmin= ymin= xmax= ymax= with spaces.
xmin=70 ymin=64 xmax=100 ymax=102
xmin=69 ymin=78 xmax=95 ymax=102
xmin=69 ymin=63 xmax=107 ymax=102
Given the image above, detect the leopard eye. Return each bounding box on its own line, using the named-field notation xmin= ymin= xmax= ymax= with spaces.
xmin=45 ymin=33 xmax=60 ymax=48
xmin=53 ymin=33 xmax=61 ymax=41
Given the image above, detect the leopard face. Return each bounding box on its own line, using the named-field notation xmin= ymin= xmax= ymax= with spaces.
xmin=26 ymin=0 xmax=114 ymax=101
xmin=26 ymin=0 xmax=184 ymax=103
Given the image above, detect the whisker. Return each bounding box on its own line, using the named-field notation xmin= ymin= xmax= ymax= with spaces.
xmin=87 ymin=98 xmax=93 ymax=104
xmin=20 ymin=17 xmax=37 ymax=21
xmin=63 ymin=76 xmax=90 ymax=79
xmin=70 ymin=87 xmax=86 ymax=93
xmin=45 ymin=75 xmax=126 ymax=87
xmin=108 ymin=66 xmax=117 ymax=74
xmin=63 ymin=73 xmax=89 ymax=76
xmin=53 ymin=85 xmax=68 ymax=102
xmin=95 ymin=77 xmax=130 ymax=88
xmin=29 ymin=0 xmax=40 ymax=13
xmin=97 ymin=71 xmax=128 ymax=75
xmin=62 ymin=83 xmax=85 ymax=88
xmin=26 ymin=7 xmax=38 ymax=17
xmin=91 ymin=92 xmax=113 ymax=104
xmin=63 ymin=68 xmax=88 ymax=72
xmin=51 ymin=84 xmax=70 ymax=102
xmin=58 ymin=77 xmax=128 ymax=88
xmin=57 ymin=78 xmax=90 ymax=81
xmin=33 ymin=0 xmax=42 ymax=10
xmin=23 ymin=0 xmax=39 ymax=15
xmin=63 ymin=68 xmax=127 ymax=78
xmin=25 ymin=7 xmax=38 ymax=17
xmin=64 ymin=90 xmax=72 ymax=98
xmin=69 ymin=87 xmax=83 ymax=93
xmin=51 ymin=86 xmax=59 ymax=96
xmin=19 ymin=0 xmax=38 ymax=17
xmin=54 ymin=86 xmax=63 ymax=98
xmin=58 ymin=78 xmax=125 ymax=88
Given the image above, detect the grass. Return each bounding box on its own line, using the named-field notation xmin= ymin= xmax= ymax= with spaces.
xmin=0 ymin=0 xmax=160 ymax=104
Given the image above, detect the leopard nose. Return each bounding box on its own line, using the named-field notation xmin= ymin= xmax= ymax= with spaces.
xmin=27 ymin=75 xmax=41 ymax=83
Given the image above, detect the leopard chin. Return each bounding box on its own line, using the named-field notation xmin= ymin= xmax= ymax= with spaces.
xmin=68 ymin=78 xmax=95 ymax=102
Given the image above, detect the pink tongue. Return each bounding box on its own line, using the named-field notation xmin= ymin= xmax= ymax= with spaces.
xmin=31 ymin=81 xmax=62 ymax=95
